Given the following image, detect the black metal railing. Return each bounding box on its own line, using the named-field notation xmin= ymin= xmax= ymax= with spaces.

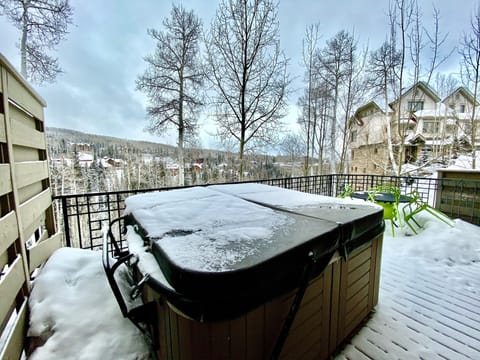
xmin=52 ymin=174 xmax=480 ymax=251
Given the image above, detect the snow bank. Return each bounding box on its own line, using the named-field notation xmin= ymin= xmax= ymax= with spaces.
xmin=28 ymin=247 xmax=151 ymax=360
xmin=384 ymin=209 xmax=480 ymax=265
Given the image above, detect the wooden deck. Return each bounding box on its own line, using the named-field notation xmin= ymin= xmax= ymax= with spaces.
xmin=336 ymin=254 xmax=480 ymax=359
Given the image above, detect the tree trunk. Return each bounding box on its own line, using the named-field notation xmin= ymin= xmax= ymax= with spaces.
xmin=178 ymin=74 xmax=185 ymax=186
xmin=21 ymin=4 xmax=28 ymax=78
xmin=239 ymin=137 xmax=245 ymax=181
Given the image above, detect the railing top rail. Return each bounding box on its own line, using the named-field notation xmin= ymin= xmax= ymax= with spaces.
xmin=52 ymin=173 xmax=480 ymax=200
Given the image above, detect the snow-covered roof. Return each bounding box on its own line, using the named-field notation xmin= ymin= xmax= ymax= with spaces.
xmin=77 ymin=152 xmax=93 ymax=161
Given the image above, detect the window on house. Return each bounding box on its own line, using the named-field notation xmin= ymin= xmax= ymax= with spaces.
xmin=459 ymin=104 xmax=466 ymax=113
xmin=374 ymin=148 xmax=378 ymax=154
xmin=351 ymin=130 xmax=357 ymax=142
xmin=351 ymin=150 xmax=354 ymax=159
xmin=422 ymin=120 xmax=440 ymax=134
xmin=408 ymin=101 xmax=424 ymax=111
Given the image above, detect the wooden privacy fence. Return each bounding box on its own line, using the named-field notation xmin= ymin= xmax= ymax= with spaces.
xmin=0 ymin=54 xmax=60 ymax=360
xmin=436 ymin=169 xmax=480 ymax=225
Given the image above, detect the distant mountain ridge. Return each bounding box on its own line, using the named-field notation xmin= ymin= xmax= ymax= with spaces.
xmin=45 ymin=127 xmax=238 ymax=161
xmin=46 ymin=127 xmax=177 ymax=152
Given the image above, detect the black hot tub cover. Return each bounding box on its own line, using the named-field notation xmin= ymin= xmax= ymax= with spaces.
xmin=123 ymin=185 xmax=383 ymax=321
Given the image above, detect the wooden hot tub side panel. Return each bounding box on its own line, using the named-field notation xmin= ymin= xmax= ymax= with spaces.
xmin=155 ymin=270 xmax=332 ymax=360
xmin=279 ymin=267 xmax=332 ymax=360
xmin=334 ymin=234 xmax=383 ymax=351
xmin=152 ymin=234 xmax=383 ymax=360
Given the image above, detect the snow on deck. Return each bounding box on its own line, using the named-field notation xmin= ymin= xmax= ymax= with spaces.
xmin=336 ymin=230 xmax=480 ymax=359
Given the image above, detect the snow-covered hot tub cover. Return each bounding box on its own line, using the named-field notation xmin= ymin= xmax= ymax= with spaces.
xmin=123 ymin=185 xmax=384 ymax=320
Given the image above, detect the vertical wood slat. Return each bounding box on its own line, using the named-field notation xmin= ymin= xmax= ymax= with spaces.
xmin=0 ymin=211 xmax=18 ymax=256
xmin=0 ymin=256 xmax=26 ymax=330
xmin=28 ymin=233 xmax=62 ymax=271
xmin=320 ymin=265 xmax=332 ymax=360
xmin=370 ymin=235 xmax=383 ymax=308
xmin=245 ymin=306 xmax=264 ymax=360
xmin=0 ymin=299 xmax=27 ymax=360
xmin=328 ymin=259 xmax=342 ymax=354
xmin=0 ymin=163 xmax=12 ymax=196
xmin=0 ymin=114 xmax=6 ymax=142
xmin=229 ymin=316 xmax=247 ymax=360
xmin=210 ymin=321 xmax=230 ymax=359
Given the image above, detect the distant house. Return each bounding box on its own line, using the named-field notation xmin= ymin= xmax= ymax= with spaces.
xmin=349 ymin=101 xmax=388 ymax=174
xmin=77 ymin=152 xmax=94 ymax=167
xmin=166 ymin=163 xmax=179 ymax=176
xmin=74 ymin=143 xmax=92 ymax=153
xmin=101 ymin=157 xmax=123 ymax=168
xmin=349 ymin=81 xmax=480 ymax=175
xmin=192 ymin=158 xmax=204 ymax=174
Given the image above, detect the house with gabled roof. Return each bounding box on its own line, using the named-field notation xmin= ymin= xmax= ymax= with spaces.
xmin=443 ymin=86 xmax=477 ymax=115
xmin=349 ymin=101 xmax=391 ymax=174
xmin=349 ymin=81 xmax=479 ymax=175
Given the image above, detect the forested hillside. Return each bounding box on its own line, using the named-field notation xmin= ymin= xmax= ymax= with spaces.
xmin=46 ymin=127 xmax=299 ymax=195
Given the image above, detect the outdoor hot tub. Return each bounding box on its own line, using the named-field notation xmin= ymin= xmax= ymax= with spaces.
xmin=105 ymin=184 xmax=384 ymax=360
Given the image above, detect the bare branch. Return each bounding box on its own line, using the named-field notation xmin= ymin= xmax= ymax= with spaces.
xmin=0 ymin=0 xmax=73 ymax=83
xmin=205 ymin=0 xmax=290 ymax=178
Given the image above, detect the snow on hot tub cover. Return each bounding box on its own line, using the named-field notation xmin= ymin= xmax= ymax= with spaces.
xmin=124 ymin=187 xmax=339 ymax=273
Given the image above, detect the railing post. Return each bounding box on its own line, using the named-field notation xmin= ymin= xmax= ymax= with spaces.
xmin=61 ymin=196 xmax=72 ymax=247
xmin=328 ymin=174 xmax=334 ymax=197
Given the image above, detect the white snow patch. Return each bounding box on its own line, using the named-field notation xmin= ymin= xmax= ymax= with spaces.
xmin=27 ymin=247 xmax=151 ymax=360
xmin=125 ymin=187 xmax=293 ymax=272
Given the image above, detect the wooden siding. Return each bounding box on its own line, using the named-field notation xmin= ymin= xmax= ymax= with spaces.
xmin=436 ymin=169 xmax=480 ymax=225
xmin=154 ymin=235 xmax=383 ymax=360
xmin=0 ymin=53 xmax=59 ymax=360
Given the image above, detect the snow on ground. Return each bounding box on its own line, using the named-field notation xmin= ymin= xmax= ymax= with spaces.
xmin=26 ymin=201 xmax=480 ymax=359
xmin=27 ymin=248 xmax=151 ymax=360
xmin=336 ymin=210 xmax=480 ymax=359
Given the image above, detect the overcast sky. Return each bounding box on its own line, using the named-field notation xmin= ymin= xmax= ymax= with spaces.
xmin=0 ymin=0 xmax=476 ymax=149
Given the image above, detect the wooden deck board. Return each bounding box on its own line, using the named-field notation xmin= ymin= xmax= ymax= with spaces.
xmin=335 ymin=255 xmax=480 ymax=360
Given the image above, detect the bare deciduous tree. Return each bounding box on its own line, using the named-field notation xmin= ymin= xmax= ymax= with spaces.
xmin=136 ymin=5 xmax=204 ymax=186
xmin=338 ymin=31 xmax=369 ymax=174
xmin=278 ymin=133 xmax=305 ymax=162
xmin=389 ymin=0 xmax=416 ymax=175
xmin=367 ymin=41 xmax=402 ymax=173
xmin=205 ymin=0 xmax=290 ymax=179
xmin=300 ymin=23 xmax=321 ymax=175
xmin=0 ymin=0 xmax=73 ymax=84
xmin=459 ymin=3 xmax=480 ymax=169
xmin=316 ymin=30 xmax=355 ymax=172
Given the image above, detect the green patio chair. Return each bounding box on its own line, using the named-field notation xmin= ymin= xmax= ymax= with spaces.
xmin=402 ymin=190 xmax=454 ymax=235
